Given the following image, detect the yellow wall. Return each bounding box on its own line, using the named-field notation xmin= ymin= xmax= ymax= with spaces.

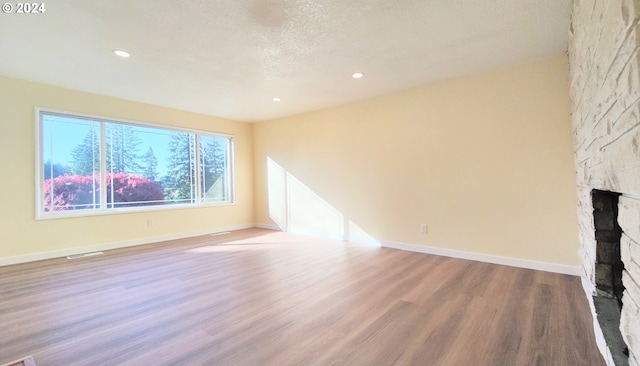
xmin=0 ymin=76 xmax=254 ymax=261
xmin=253 ymin=54 xmax=580 ymax=265
xmin=0 ymin=54 xmax=579 ymax=267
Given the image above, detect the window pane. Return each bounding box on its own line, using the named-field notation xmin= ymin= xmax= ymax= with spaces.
xmin=41 ymin=114 xmax=100 ymax=211
xmin=164 ymin=132 xmax=197 ymax=205
xmin=200 ymin=135 xmax=231 ymax=203
xmin=105 ymin=123 xmax=171 ymax=208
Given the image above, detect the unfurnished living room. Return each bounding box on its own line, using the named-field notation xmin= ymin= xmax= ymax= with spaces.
xmin=1 ymin=1 xmax=639 ymax=365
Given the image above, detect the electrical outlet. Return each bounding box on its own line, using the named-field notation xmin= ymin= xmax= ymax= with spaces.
xmin=148 ymin=219 xmax=154 ymax=227
xmin=420 ymin=224 xmax=428 ymax=234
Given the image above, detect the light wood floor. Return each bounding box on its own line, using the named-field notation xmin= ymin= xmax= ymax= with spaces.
xmin=0 ymin=228 xmax=605 ymax=365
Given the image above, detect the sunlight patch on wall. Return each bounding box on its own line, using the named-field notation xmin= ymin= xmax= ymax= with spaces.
xmin=286 ymin=172 xmax=343 ymax=240
xmin=266 ymin=157 xmax=378 ymax=245
xmin=347 ymin=221 xmax=381 ymax=246
xmin=267 ymin=157 xmax=287 ymax=230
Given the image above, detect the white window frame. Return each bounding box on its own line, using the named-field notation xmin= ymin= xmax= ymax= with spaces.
xmin=35 ymin=107 xmax=236 ymax=220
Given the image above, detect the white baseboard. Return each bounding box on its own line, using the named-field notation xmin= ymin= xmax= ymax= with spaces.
xmin=257 ymin=225 xmax=381 ymax=246
xmin=253 ymin=224 xmax=580 ymax=276
xmin=380 ymin=240 xmax=581 ymax=276
xmin=0 ymin=223 xmax=254 ymax=267
xmin=4 ymin=222 xmax=581 ymax=277
xmin=255 ymin=223 xmax=283 ymax=231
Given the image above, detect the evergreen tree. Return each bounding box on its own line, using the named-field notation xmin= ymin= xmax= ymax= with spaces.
xmin=142 ymin=147 xmax=159 ymax=181
xmin=71 ymin=129 xmax=100 ymax=176
xmin=200 ymin=137 xmax=227 ymax=194
xmin=43 ymin=160 xmax=70 ymax=179
xmin=164 ymin=133 xmax=196 ymax=202
xmin=106 ymin=124 xmax=142 ymax=174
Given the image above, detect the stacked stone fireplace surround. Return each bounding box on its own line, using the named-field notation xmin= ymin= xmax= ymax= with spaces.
xmin=570 ymin=1 xmax=640 ymax=365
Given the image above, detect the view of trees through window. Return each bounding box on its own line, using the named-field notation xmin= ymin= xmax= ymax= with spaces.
xmin=40 ymin=111 xmax=232 ymax=215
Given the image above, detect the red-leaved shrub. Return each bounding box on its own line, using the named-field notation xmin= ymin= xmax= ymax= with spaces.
xmin=44 ymin=173 xmax=164 ymax=211
xmin=107 ymin=172 xmax=164 ymax=207
xmin=43 ymin=174 xmax=98 ymax=211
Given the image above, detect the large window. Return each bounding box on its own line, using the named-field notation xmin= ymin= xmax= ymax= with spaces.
xmin=37 ymin=109 xmax=234 ymax=218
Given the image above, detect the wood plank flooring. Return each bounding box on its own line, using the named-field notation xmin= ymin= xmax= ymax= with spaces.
xmin=0 ymin=228 xmax=605 ymax=365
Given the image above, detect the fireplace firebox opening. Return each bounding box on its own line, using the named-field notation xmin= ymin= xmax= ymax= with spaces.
xmin=591 ymin=189 xmax=628 ymax=366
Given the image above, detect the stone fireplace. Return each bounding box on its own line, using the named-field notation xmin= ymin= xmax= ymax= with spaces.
xmin=570 ymin=1 xmax=640 ymax=366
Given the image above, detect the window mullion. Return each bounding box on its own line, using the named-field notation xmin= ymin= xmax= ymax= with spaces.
xmin=194 ymin=134 xmax=201 ymax=204
xmin=228 ymin=138 xmax=235 ymax=203
xmin=100 ymin=121 xmax=107 ymax=210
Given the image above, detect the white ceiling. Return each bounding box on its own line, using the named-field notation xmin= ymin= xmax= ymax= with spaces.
xmin=0 ymin=0 xmax=571 ymax=122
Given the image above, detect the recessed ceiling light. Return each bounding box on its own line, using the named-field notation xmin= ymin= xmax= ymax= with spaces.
xmin=113 ymin=49 xmax=130 ymax=58
xmin=352 ymin=72 xmax=364 ymax=79
xmin=272 ymin=97 xmax=282 ymax=102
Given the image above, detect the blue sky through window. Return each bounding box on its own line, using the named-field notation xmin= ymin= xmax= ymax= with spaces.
xmin=42 ymin=114 xmax=177 ymax=178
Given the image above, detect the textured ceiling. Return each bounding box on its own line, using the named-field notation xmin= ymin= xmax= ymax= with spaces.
xmin=0 ymin=0 xmax=571 ymax=122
